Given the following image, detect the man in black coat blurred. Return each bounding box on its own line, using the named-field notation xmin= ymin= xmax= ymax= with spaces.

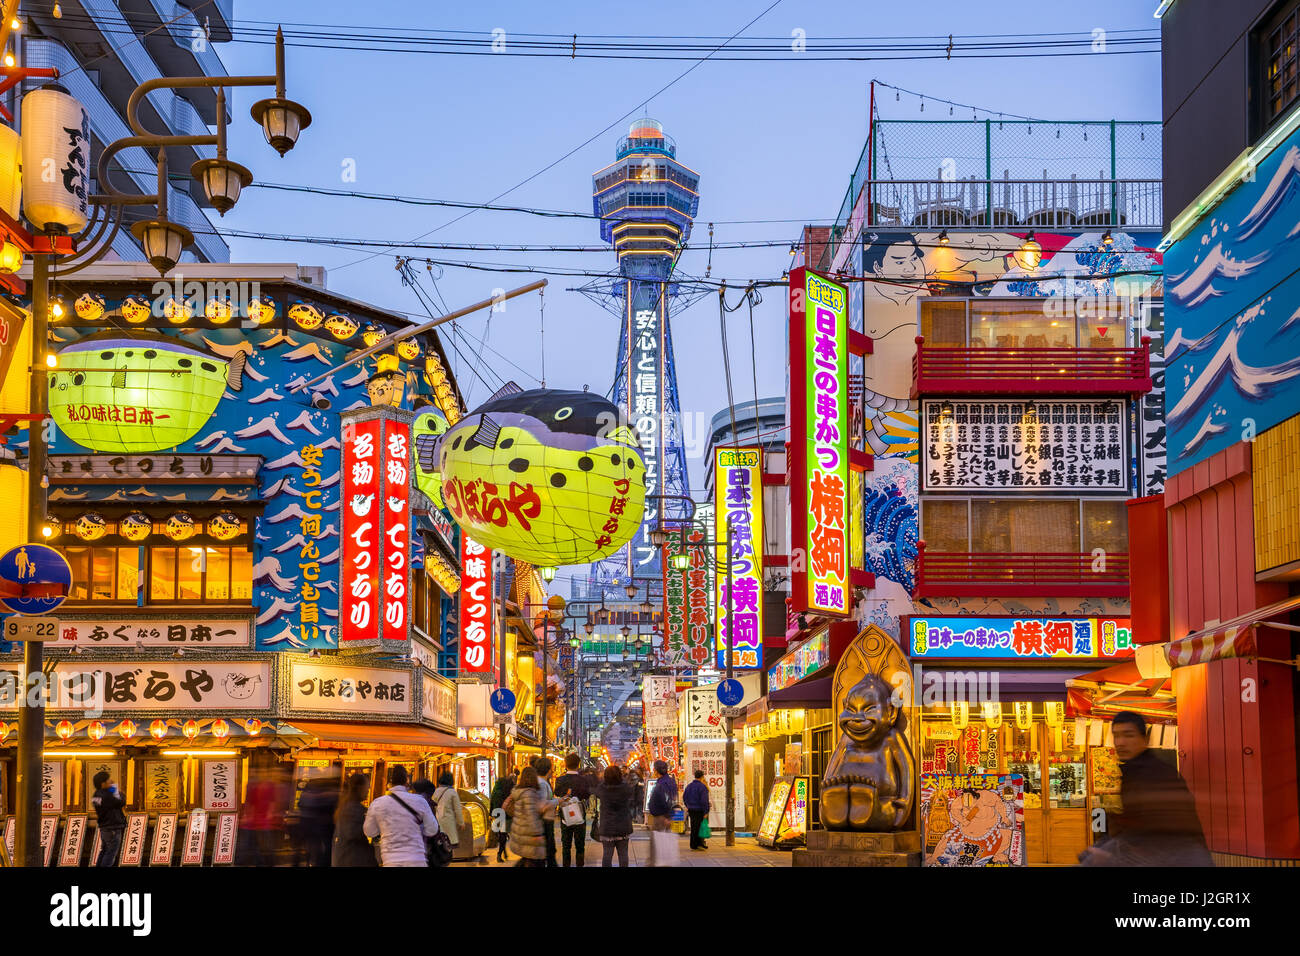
xmin=1080 ymin=711 xmax=1212 ymax=867
xmin=90 ymin=771 xmax=127 ymax=867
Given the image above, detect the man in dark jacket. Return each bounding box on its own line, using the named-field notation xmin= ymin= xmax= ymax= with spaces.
xmin=646 ymin=760 xmax=679 ymax=866
xmin=553 ymin=753 xmax=591 ymax=868
xmin=1080 ymin=711 xmax=1213 ymax=867
xmin=489 ymin=773 xmax=515 ymax=862
xmin=683 ymin=769 xmax=711 ymax=850
xmin=90 ymin=771 xmax=127 ymax=867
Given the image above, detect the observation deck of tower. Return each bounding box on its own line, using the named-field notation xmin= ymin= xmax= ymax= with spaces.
xmin=585 ymin=118 xmax=699 ymax=601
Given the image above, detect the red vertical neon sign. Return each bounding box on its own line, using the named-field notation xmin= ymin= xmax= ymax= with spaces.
xmin=381 ymin=417 xmax=411 ymax=643
xmin=459 ymin=535 xmax=494 ymax=675
xmin=341 ymin=418 xmax=382 ymax=643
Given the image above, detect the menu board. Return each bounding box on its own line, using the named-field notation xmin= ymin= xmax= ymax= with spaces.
xmin=1090 ymin=747 xmax=1122 ymax=794
xmin=181 ymin=809 xmax=209 ymax=865
xmin=150 ymin=813 xmax=178 ymax=866
xmin=40 ymin=815 xmax=58 ymax=866
xmin=119 ymin=813 xmax=149 ymax=867
xmin=141 ymin=761 xmax=181 ymax=812
xmin=920 ymin=773 xmax=1026 ymax=867
xmin=202 ymin=760 xmax=239 ymax=812
xmin=83 ymin=759 xmax=123 ymax=809
xmin=58 ymin=814 xmax=88 ymax=866
xmin=41 ymin=761 xmax=64 ymax=812
xmin=755 ymin=776 xmax=809 ymax=848
xmin=212 ymin=813 xmax=239 ymax=865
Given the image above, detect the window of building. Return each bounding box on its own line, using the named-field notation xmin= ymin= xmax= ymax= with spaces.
xmin=921 ymin=298 xmax=1149 ymax=349
xmin=920 ymin=299 xmax=968 ymax=346
xmin=65 ymin=545 xmax=252 ymax=604
xmin=64 ymin=547 xmax=140 ymax=603
xmin=1258 ymin=0 xmax=1300 ymax=134
xmin=970 ymin=299 xmax=1071 ymax=349
xmin=921 ymin=498 xmax=1128 ymax=555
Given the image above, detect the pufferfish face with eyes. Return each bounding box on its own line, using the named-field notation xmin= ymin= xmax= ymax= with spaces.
xmin=437 ymin=388 xmax=645 ymax=566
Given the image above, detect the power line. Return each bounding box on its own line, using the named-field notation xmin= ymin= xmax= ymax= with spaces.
xmin=329 ymin=0 xmax=788 ymax=274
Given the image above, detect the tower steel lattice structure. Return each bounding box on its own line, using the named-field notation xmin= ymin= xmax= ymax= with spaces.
xmin=584 ymin=118 xmax=699 ymax=591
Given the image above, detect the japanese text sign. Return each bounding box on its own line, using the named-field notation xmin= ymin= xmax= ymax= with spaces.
xmin=921 ymin=400 xmax=1129 ymax=492
xmin=459 ymin=534 xmax=494 ymax=676
xmin=662 ymin=528 xmax=712 ymax=668
xmin=714 ymin=448 xmax=764 ymax=669
xmin=341 ymin=409 xmax=412 ymax=645
xmin=789 ymin=268 xmax=851 ymax=617
xmin=289 ymin=660 xmax=413 ymax=717
xmin=767 ymin=628 xmax=831 ymax=692
xmin=909 ymin=617 xmax=1136 ymax=659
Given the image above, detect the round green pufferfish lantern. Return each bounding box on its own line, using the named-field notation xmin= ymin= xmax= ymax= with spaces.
xmin=437 ymin=388 xmax=645 ymax=566
xmin=48 ymin=330 xmax=247 ymax=453
xmin=412 ymin=408 xmax=450 ymax=508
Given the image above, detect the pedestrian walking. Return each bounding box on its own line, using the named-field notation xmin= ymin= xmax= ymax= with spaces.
xmin=363 ymin=765 xmax=440 ymax=867
xmin=90 ymin=770 xmax=127 ymax=867
xmin=646 ymin=759 xmax=680 ymax=866
xmin=683 ymin=769 xmax=711 ymax=850
xmin=503 ymin=766 xmax=550 ymax=867
xmin=533 ymin=757 xmax=559 ymax=867
xmin=238 ymin=761 xmax=291 ymax=866
xmin=298 ymin=775 xmax=339 ymax=866
xmin=554 ymin=752 xmax=591 ymax=867
xmin=594 ymin=764 xmax=635 ymax=867
xmin=432 ymin=772 xmax=464 ymax=851
xmin=1079 ymin=711 xmax=1213 ymax=867
xmin=490 ymin=771 xmax=515 ymax=862
xmin=332 ymin=773 xmax=378 ymax=867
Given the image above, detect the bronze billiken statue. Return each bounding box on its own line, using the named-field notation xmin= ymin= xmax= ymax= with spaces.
xmin=820 ymin=673 xmax=916 ymax=830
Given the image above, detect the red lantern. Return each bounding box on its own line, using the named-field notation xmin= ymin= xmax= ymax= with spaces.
xmin=149 ymin=719 xmax=168 ymax=741
xmin=55 ymin=720 xmax=74 ymax=742
xmin=245 ymin=718 xmax=262 ymax=737
xmin=118 ymin=719 xmax=138 ymax=741
xmin=211 ymin=718 xmax=230 ymax=741
xmin=87 ymin=720 xmax=106 ymax=742
xmin=182 ymin=719 xmax=200 ymax=742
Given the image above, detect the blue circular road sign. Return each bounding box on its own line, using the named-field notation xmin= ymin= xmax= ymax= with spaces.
xmin=0 ymin=543 xmax=72 ymax=615
xmin=716 ymin=678 xmax=744 ymax=707
xmin=490 ymin=687 xmax=518 ymax=715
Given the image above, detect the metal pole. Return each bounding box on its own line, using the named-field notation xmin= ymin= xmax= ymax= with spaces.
xmin=724 ymin=517 xmax=735 ymax=848
xmin=16 ymin=251 xmax=50 ymax=867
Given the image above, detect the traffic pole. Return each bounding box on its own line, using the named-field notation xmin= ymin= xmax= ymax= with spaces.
xmin=497 ymin=553 xmax=508 ymax=780
xmin=16 ymin=250 xmax=50 ymax=867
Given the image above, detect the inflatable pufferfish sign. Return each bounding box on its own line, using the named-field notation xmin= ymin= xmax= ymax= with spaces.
xmin=435 ymin=388 xmax=646 ymax=566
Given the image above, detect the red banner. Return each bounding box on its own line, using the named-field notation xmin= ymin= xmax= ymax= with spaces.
xmin=381 ymin=418 xmax=411 ymax=643
xmin=341 ymin=418 xmax=382 ymax=643
xmin=459 ymin=535 xmax=493 ymax=675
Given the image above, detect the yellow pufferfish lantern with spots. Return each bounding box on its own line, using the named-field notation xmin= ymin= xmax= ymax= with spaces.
xmin=437 ymin=388 xmax=645 ymax=566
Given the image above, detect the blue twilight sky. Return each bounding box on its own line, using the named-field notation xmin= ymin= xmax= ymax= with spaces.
xmin=213 ymin=0 xmax=1162 ymax=493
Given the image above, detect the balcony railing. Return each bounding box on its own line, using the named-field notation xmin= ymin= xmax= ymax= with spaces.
xmin=913 ymin=338 xmax=1151 ymax=396
xmin=914 ymin=544 xmax=1130 ymax=597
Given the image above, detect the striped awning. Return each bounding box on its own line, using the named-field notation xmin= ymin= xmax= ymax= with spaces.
xmin=1165 ymin=595 xmax=1300 ymax=669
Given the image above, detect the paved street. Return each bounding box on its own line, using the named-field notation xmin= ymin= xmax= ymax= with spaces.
xmin=456 ymin=830 xmax=790 ymax=867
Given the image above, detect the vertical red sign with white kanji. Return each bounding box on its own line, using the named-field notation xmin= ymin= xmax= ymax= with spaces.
xmin=459 ymin=535 xmax=494 ymax=676
xmin=381 ymin=417 xmax=411 ymax=643
xmin=341 ymin=419 xmax=382 ymax=642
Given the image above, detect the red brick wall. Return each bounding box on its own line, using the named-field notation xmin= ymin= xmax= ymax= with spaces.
xmin=1165 ymin=442 xmax=1298 ymax=860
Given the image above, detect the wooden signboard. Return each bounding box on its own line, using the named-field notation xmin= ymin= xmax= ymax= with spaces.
xmin=212 ymin=813 xmax=238 ymax=865
xmin=40 ymin=815 xmax=59 ymax=866
xmin=58 ymin=814 xmax=88 ymax=866
xmin=150 ymin=813 xmax=178 ymax=866
xmin=119 ymin=813 xmax=149 ymax=867
xmin=180 ymin=809 xmax=209 ymax=865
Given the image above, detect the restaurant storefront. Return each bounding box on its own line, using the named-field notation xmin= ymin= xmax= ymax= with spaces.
xmin=905 ymin=614 xmax=1159 ymax=865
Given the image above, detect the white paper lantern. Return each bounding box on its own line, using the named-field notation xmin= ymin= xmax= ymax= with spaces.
xmin=21 ymin=86 xmax=91 ymax=233
xmin=0 ymin=123 xmax=22 ymax=221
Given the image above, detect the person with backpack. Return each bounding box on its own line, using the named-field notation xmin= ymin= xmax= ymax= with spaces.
xmin=363 ymin=765 xmax=440 ymax=867
xmin=553 ymin=752 xmax=591 ymax=867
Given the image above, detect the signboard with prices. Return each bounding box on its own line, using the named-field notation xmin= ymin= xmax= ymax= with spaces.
xmin=202 ymin=760 xmax=239 ymax=812
xmin=767 ymin=628 xmax=832 ymax=693
xmin=212 ymin=813 xmax=239 ymax=865
xmin=921 ymin=399 xmax=1129 ymax=492
xmin=150 ymin=813 xmax=178 ymax=866
xmin=909 ymin=617 xmax=1136 ymax=660
xmin=788 ymin=267 xmax=852 ymax=618
xmin=51 ymin=617 xmax=251 ymax=649
xmin=714 ymin=447 xmax=764 ymax=669
xmin=683 ymin=686 xmax=725 ymax=740
xmin=119 ymin=814 xmax=149 ymax=866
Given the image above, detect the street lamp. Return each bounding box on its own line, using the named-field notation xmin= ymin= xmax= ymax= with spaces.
xmin=624 ymin=583 xmax=638 ymax=600
xmin=583 ymin=618 xmax=595 ymax=635
xmin=539 ymin=566 xmax=557 ymax=583
xmin=648 ymin=525 xmax=669 ymax=548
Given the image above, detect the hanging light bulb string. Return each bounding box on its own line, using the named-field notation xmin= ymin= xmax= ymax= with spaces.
xmin=873 ymin=78 xmax=1051 ymax=123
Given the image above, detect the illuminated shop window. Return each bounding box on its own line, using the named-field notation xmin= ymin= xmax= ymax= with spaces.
xmin=920 ymin=498 xmax=1128 ymax=554
xmin=63 ymin=546 xmax=253 ymax=605
xmin=63 ymin=547 xmax=141 ymax=603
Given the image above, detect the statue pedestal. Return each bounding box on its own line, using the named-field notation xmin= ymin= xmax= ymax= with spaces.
xmin=791 ymin=830 xmax=921 ymax=867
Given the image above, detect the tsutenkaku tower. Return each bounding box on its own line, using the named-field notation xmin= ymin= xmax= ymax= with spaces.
xmin=591 ymin=117 xmax=699 ymax=579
